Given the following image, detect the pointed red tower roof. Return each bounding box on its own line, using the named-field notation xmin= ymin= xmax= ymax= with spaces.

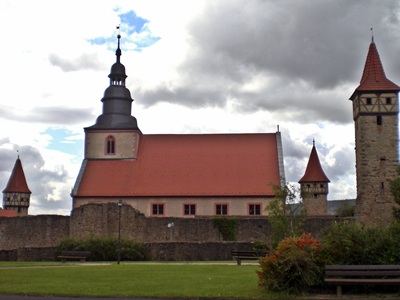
xmin=350 ymin=39 xmax=399 ymax=99
xmin=2 ymin=157 xmax=31 ymax=193
xmin=299 ymin=141 xmax=330 ymax=183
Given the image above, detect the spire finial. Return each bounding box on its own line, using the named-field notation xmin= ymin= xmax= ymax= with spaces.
xmin=116 ymin=25 xmax=121 ymax=63
xmin=371 ymin=27 xmax=374 ymax=43
xmin=313 ymin=138 xmax=315 ymax=147
xmin=17 ymin=149 xmax=19 ymax=159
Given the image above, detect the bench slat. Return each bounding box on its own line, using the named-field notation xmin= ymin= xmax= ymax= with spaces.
xmin=325 ymin=278 xmax=400 ymax=284
xmin=326 ymin=265 xmax=400 ymax=270
xmin=326 ymin=270 xmax=400 ymax=277
xmin=58 ymin=251 xmax=91 ymax=263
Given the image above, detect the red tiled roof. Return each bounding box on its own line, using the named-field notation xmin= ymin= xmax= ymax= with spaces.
xmin=298 ymin=144 xmax=330 ymax=183
xmin=0 ymin=209 xmax=17 ymax=217
xmin=2 ymin=158 xmax=31 ymax=193
xmin=75 ymin=133 xmax=282 ymax=197
xmin=351 ymin=41 xmax=399 ymax=98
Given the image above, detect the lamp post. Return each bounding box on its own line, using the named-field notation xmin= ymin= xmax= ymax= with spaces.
xmin=117 ymin=200 xmax=122 ymax=264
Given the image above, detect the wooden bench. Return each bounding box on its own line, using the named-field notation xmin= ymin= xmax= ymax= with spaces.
xmin=325 ymin=265 xmax=400 ymax=296
xmin=58 ymin=251 xmax=91 ymax=263
xmin=231 ymin=251 xmax=266 ymax=265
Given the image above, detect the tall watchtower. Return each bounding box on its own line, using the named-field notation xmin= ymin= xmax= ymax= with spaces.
xmin=350 ymin=38 xmax=400 ymax=225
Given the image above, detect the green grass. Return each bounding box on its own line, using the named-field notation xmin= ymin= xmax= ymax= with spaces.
xmin=0 ymin=262 xmax=271 ymax=298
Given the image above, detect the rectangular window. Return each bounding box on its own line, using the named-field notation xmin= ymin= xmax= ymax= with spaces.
xmin=386 ymin=97 xmax=392 ymax=104
xmin=152 ymin=204 xmax=164 ymax=216
xmin=184 ymin=204 xmax=196 ymax=216
xmin=366 ymin=98 xmax=372 ymax=105
xmin=216 ymin=204 xmax=228 ymax=215
xmin=377 ymin=115 xmax=382 ymax=125
xmin=248 ymin=204 xmax=261 ymax=216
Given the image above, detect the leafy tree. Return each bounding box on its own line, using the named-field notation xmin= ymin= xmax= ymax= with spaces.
xmin=266 ymin=182 xmax=307 ymax=248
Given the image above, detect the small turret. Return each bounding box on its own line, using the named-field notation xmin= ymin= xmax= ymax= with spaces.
xmin=2 ymin=156 xmax=31 ymax=216
xmin=299 ymin=140 xmax=329 ymax=216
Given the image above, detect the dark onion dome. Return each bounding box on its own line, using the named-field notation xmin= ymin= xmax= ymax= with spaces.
xmin=86 ymin=34 xmax=139 ymax=131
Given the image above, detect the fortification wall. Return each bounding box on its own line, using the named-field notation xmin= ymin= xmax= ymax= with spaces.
xmin=0 ymin=203 xmax=341 ymax=253
xmin=0 ymin=215 xmax=69 ymax=250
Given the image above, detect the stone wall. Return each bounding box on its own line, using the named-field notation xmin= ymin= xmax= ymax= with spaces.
xmin=0 ymin=203 xmax=342 ymax=258
xmin=0 ymin=215 xmax=69 ymax=250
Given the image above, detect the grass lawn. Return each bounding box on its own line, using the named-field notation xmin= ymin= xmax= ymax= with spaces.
xmin=0 ymin=262 xmax=271 ymax=298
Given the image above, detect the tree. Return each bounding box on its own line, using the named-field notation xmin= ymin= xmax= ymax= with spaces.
xmin=266 ymin=182 xmax=307 ymax=248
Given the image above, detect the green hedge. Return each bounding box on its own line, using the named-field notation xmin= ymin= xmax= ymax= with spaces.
xmin=57 ymin=237 xmax=148 ymax=261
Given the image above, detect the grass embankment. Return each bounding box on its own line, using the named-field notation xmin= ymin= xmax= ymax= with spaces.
xmin=0 ymin=262 xmax=268 ymax=298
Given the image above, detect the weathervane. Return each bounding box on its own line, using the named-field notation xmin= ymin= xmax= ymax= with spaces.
xmin=371 ymin=27 xmax=374 ymax=43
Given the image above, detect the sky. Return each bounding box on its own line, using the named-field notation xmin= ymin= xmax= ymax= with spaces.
xmin=1 ymin=0 xmax=400 ymax=215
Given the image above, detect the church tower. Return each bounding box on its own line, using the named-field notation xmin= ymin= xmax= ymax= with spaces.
xmin=350 ymin=38 xmax=400 ymax=226
xmin=2 ymin=156 xmax=31 ymax=216
xmin=84 ymin=34 xmax=141 ymax=160
xmin=299 ymin=140 xmax=330 ymax=216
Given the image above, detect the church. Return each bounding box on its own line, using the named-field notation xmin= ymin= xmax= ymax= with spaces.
xmin=70 ymin=34 xmax=287 ymax=217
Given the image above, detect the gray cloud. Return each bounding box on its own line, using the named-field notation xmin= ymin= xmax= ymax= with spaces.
xmin=0 ymin=106 xmax=95 ymax=125
xmin=134 ymin=0 xmax=400 ymax=125
xmin=49 ymin=52 xmax=106 ymax=72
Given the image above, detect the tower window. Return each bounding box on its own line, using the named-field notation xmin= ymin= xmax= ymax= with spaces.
xmin=386 ymin=97 xmax=392 ymax=104
xmin=105 ymin=136 xmax=116 ymax=154
xmin=366 ymin=98 xmax=372 ymax=105
xmin=377 ymin=116 xmax=382 ymax=125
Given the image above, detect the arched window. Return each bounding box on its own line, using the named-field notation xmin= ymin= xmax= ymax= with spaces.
xmin=106 ymin=136 xmax=115 ymax=154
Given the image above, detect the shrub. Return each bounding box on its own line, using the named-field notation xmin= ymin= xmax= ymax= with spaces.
xmin=57 ymin=237 xmax=148 ymax=261
xmin=257 ymin=233 xmax=323 ymax=294
xmin=320 ymin=221 xmax=400 ymax=265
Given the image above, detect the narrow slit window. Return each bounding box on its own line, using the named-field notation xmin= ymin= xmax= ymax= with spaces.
xmin=377 ymin=116 xmax=382 ymax=126
xmin=106 ymin=136 xmax=116 ymax=154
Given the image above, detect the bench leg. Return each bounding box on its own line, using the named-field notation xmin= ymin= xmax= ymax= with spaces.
xmin=236 ymin=258 xmax=241 ymax=266
xmin=336 ymin=285 xmax=342 ymax=297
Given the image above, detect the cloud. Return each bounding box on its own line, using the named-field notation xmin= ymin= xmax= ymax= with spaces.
xmin=48 ymin=53 xmax=105 ymax=72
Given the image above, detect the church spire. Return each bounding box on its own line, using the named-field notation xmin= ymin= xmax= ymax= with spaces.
xmin=86 ymin=34 xmax=139 ymax=131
